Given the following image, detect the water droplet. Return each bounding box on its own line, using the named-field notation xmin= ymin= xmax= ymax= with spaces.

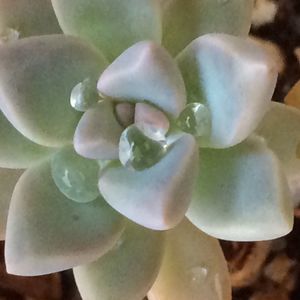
xmin=70 ymin=78 xmax=99 ymax=112
xmin=119 ymin=125 xmax=167 ymax=171
xmin=51 ymin=147 xmax=99 ymax=203
xmin=0 ymin=28 xmax=20 ymax=44
xmin=177 ymin=103 xmax=211 ymax=137
xmin=188 ymin=265 xmax=209 ymax=283
xmin=135 ymin=103 xmax=170 ymax=141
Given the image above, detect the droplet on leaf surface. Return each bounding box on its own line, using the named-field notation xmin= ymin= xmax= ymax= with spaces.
xmin=119 ymin=125 xmax=167 ymax=171
xmin=51 ymin=147 xmax=99 ymax=203
xmin=177 ymin=103 xmax=211 ymax=137
xmin=70 ymin=78 xmax=99 ymax=112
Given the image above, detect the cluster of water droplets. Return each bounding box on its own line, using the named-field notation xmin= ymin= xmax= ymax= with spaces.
xmin=53 ymin=78 xmax=213 ymax=203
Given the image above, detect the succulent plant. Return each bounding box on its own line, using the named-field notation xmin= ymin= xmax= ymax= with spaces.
xmin=0 ymin=1 xmax=298 ymax=299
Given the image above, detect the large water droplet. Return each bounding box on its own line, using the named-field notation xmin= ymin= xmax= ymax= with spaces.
xmin=70 ymin=78 xmax=99 ymax=112
xmin=0 ymin=28 xmax=20 ymax=44
xmin=51 ymin=147 xmax=99 ymax=203
xmin=177 ymin=103 xmax=211 ymax=137
xmin=119 ymin=125 xmax=167 ymax=171
xmin=188 ymin=265 xmax=209 ymax=283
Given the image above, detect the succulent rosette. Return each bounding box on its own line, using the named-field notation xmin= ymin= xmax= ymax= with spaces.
xmin=0 ymin=0 xmax=299 ymax=299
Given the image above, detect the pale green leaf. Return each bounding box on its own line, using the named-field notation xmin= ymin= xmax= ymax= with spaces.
xmin=74 ymin=222 xmax=164 ymax=300
xmin=186 ymin=135 xmax=293 ymax=241
xmin=99 ymin=134 xmax=198 ymax=230
xmin=148 ymin=219 xmax=231 ymax=300
xmin=74 ymin=101 xmax=123 ymax=160
xmin=5 ymin=161 xmax=124 ymax=276
xmin=51 ymin=0 xmax=162 ymax=61
xmin=0 ymin=35 xmax=107 ymax=147
xmin=177 ymin=33 xmax=277 ymax=148
xmin=0 ymin=112 xmax=54 ymax=168
xmin=98 ymin=41 xmax=186 ymax=117
xmin=161 ymin=0 xmax=254 ymax=56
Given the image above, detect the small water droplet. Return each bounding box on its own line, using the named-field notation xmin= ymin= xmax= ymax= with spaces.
xmin=51 ymin=147 xmax=99 ymax=203
xmin=177 ymin=103 xmax=211 ymax=137
xmin=70 ymin=78 xmax=99 ymax=112
xmin=119 ymin=125 xmax=167 ymax=171
xmin=0 ymin=28 xmax=20 ymax=44
xmin=188 ymin=265 xmax=209 ymax=283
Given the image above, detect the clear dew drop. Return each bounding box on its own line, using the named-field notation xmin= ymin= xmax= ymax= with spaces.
xmin=119 ymin=125 xmax=167 ymax=171
xmin=51 ymin=147 xmax=99 ymax=203
xmin=177 ymin=103 xmax=211 ymax=137
xmin=70 ymin=78 xmax=99 ymax=112
xmin=0 ymin=28 xmax=20 ymax=44
xmin=188 ymin=265 xmax=209 ymax=283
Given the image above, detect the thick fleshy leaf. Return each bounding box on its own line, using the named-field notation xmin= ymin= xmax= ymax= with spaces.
xmin=74 ymin=222 xmax=164 ymax=300
xmin=5 ymin=161 xmax=124 ymax=276
xmin=161 ymin=0 xmax=254 ymax=56
xmin=98 ymin=41 xmax=186 ymax=117
xmin=51 ymin=0 xmax=162 ymax=61
xmin=148 ymin=219 xmax=231 ymax=300
xmin=256 ymin=102 xmax=300 ymax=205
xmin=0 ymin=35 xmax=107 ymax=147
xmin=74 ymin=101 xmax=123 ymax=160
xmin=0 ymin=0 xmax=61 ymax=38
xmin=186 ymin=135 xmax=293 ymax=241
xmin=0 ymin=112 xmax=54 ymax=168
xmin=177 ymin=33 xmax=278 ymax=148
xmin=99 ymin=133 xmax=198 ymax=230
xmin=0 ymin=168 xmax=22 ymax=240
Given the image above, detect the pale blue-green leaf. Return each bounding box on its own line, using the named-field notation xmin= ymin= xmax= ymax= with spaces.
xmin=148 ymin=219 xmax=231 ymax=300
xmin=0 ymin=168 xmax=22 ymax=240
xmin=98 ymin=41 xmax=186 ymax=117
xmin=0 ymin=0 xmax=61 ymax=38
xmin=186 ymin=135 xmax=293 ymax=241
xmin=74 ymin=101 xmax=123 ymax=160
xmin=74 ymin=222 xmax=164 ymax=300
xmin=256 ymin=102 xmax=300 ymax=205
xmin=99 ymin=134 xmax=198 ymax=230
xmin=160 ymin=0 xmax=254 ymax=56
xmin=177 ymin=33 xmax=278 ymax=148
xmin=0 ymin=35 xmax=107 ymax=147
xmin=51 ymin=0 xmax=162 ymax=61
xmin=5 ymin=161 xmax=124 ymax=276
xmin=0 ymin=112 xmax=54 ymax=168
